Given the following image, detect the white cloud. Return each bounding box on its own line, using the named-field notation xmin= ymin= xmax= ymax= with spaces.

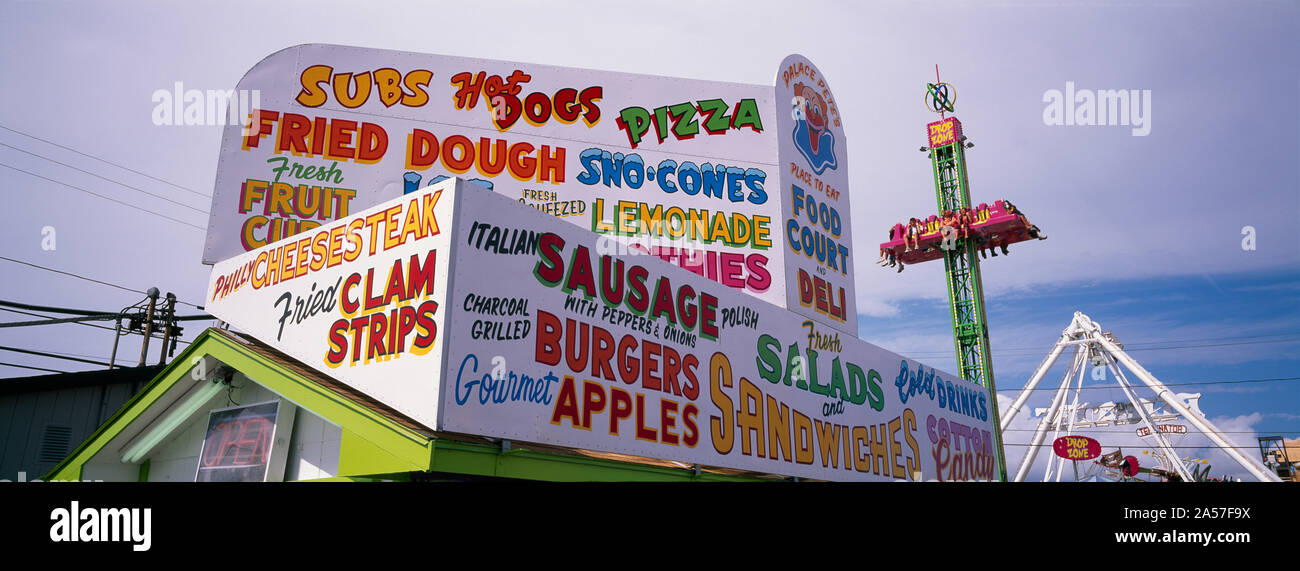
xmin=856 ymin=298 xmax=900 ymax=318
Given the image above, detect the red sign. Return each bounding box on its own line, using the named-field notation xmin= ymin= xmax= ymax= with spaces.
xmin=1052 ymin=435 xmax=1101 ymax=461
xmin=926 ymin=117 xmax=963 ymax=148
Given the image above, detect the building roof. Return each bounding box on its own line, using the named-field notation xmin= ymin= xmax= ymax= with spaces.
xmin=0 ymin=364 xmax=164 ymax=395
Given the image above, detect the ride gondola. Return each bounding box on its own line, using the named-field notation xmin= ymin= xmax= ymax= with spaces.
xmin=880 ymin=199 xmax=1045 ymax=265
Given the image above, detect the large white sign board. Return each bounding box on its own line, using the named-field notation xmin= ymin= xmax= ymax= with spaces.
xmin=206 ymin=178 xmax=457 ymax=428
xmin=203 ymin=44 xmax=856 ymax=335
xmin=207 ymin=179 xmax=996 ymax=481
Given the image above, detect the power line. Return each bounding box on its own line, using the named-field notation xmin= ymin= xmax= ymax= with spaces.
xmin=902 ymin=332 xmax=1300 ymax=356
xmin=0 ymin=306 xmax=119 ymax=333
xmin=0 ymin=161 xmax=206 ymax=231
xmin=0 ymin=301 xmax=209 ymax=365
xmin=0 ymin=258 xmax=206 ymax=309
xmin=0 ymin=345 xmax=111 ymax=367
xmin=1001 ymin=427 xmax=1300 ymax=434
xmin=912 ymin=335 xmax=1285 ymax=355
xmin=0 ymin=123 xmax=210 ymax=198
xmin=1106 ymin=338 xmax=1300 ymax=352
xmin=15 ymin=346 xmax=121 ymax=362
xmin=0 ymin=142 xmax=209 ymax=214
xmin=0 ymin=361 xmax=70 ymax=374
xmin=0 ymin=313 xmax=120 ymax=328
xmin=1004 ymin=376 xmax=1300 ymax=391
xmin=906 ymin=337 xmax=1300 ymax=359
xmin=0 ymin=300 xmax=217 ymax=321
xmin=0 ymin=306 xmax=195 ymax=345
xmin=1107 ymin=332 xmax=1299 ymax=347
xmin=1003 ymin=442 xmax=1287 ymax=450
xmin=0 ymin=298 xmax=114 ymax=316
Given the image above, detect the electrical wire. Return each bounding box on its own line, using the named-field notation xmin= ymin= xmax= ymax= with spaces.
xmin=0 ymin=123 xmax=210 ymax=198
xmin=0 ymin=314 xmax=121 ymax=328
xmin=0 ymin=141 xmax=209 ymax=214
xmin=0 ymin=258 xmax=207 ymax=309
xmin=16 ymin=346 xmax=120 ymax=362
xmin=0 ymin=298 xmax=114 ymax=316
xmin=0 ymin=307 xmax=194 ymax=346
xmin=1001 ymin=427 xmax=1300 ymax=434
xmin=0 ymin=345 xmax=111 ymax=366
xmin=0 ymin=161 xmax=206 ymax=231
xmin=0 ymin=361 xmax=70 ymax=374
xmin=1002 ymin=442 xmax=1289 ymax=450
xmin=1004 ymin=376 xmax=1300 ymax=391
xmin=902 ymin=333 xmax=1300 ymax=357
xmin=1094 ymin=338 xmax=1300 ymax=352
xmin=0 ymin=306 xmax=119 ymax=332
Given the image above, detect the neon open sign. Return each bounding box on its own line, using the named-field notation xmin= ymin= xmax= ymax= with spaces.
xmin=196 ymin=401 xmax=279 ymax=482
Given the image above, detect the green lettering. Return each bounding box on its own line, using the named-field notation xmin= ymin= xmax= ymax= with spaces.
xmin=808 ymin=349 xmax=829 ymax=396
xmin=829 ymin=357 xmax=849 ymax=401
xmin=783 ymin=343 xmax=805 ymax=389
xmin=669 ymin=102 xmax=699 ymax=139
xmin=617 ymin=106 xmax=652 ymax=147
xmin=846 ymin=363 xmax=868 ymax=406
xmin=755 ymin=334 xmax=782 ymax=384
xmin=731 ymin=98 xmax=764 ymax=133
xmin=698 ymin=99 xmax=731 ymax=135
xmin=867 ymin=368 xmax=884 ymax=411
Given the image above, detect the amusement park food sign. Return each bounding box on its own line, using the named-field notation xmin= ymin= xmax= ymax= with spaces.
xmin=774 ymin=55 xmax=857 ymax=335
xmin=206 ymin=178 xmax=997 ymax=481
xmin=205 ymin=179 xmax=457 ymax=427
xmin=201 ymin=44 xmax=857 ymax=335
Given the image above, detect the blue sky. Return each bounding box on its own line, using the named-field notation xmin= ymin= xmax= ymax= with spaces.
xmin=864 ymin=267 xmax=1300 ymax=480
xmin=0 ymin=0 xmax=1296 ymax=480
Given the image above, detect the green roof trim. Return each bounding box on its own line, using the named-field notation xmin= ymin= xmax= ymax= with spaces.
xmin=424 ymin=439 xmax=766 ymax=482
xmin=45 ymin=328 xmax=227 ymax=481
xmin=45 ymin=328 xmax=436 ymax=480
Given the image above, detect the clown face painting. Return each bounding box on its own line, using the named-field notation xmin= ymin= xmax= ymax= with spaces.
xmin=792 ymin=82 xmax=837 ymax=175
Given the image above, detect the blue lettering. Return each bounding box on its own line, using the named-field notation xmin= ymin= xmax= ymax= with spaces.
xmin=576 ymin=148 xmax=603 ymax=185
xmin=602 ymin=151 xmax=622 ymax=187
xmin=678 ymin=161 xmax=701 ymax=195
xmin=700 ymin=162 xmax=726 ymax=199
xmin=453 ymin=353 xmax=559 ymax=407
xmin=454 ymin=353 xmax=481 ymax=406
xmin=790 ymin=184 xmax=805 ymax=217
xmin=622 ymin=153 xmax=644 ymax=189
xmin=575 ymin=148 xmax=764 ymax=203
xmin=745 ymin=168 xmax=767 ymax=204
xmin=894 ymin=360 xmax=910 ymax=405
xmin=656 ymin=160 xmax=678 ymax=193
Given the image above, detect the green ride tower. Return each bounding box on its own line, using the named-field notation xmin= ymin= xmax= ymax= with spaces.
xmin=921 ymin=77 xmax=1008 ymax=481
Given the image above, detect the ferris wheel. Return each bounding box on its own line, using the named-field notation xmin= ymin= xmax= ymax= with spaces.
xmin=1000 ymin=312 xmax=1281 ymax=482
